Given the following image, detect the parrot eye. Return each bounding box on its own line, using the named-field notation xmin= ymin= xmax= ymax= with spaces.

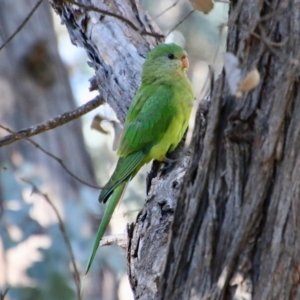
xmin=168 ymin=53 xmax=175 ymax=59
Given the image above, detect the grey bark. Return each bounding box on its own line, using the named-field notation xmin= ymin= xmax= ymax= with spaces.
xmin=127 ymin=100 xmax=210 ymax=300
xmin=160 ymin=1 xmax=300 ymax=299
xmin=49 ymin=0 xmax=300 ymax=300
xmin=50 ymin=0 xmax=163 ymax=123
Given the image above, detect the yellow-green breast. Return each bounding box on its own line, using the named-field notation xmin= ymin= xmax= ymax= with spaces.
xmin=144 ymin=78 xmax=194 ymax=163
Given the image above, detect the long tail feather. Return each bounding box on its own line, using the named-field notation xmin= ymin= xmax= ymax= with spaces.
xmin=99 ymin=150 xmax=148 ymax=203
xmin=85 ymin=180 xmax=129 ymax=275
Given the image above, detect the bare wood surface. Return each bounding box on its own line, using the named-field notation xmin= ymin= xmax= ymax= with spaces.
xmin=0 ymin=96 xmax=104 ymax=147
xmin=159 ymin=1 xmax=300 ymax=299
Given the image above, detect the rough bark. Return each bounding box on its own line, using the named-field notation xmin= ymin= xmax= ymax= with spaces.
xmin=160 ymin=1 xmax=300 ymax=299
xmin=49 ymin=0 xmax=163 ymax=123
xmin=127 ymin=99 xmax=210 ymax=299
xmin=48 ymin=0 xmax=300 ymax=300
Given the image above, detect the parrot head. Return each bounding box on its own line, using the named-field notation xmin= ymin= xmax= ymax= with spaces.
xmin=142 ymin=43 xmax=189 ymax=83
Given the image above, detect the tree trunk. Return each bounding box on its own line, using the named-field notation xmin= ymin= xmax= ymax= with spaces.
xmin=50 ymin=0 xmax=163 ymax=123
xmin=160 ymin=1 xmax=300 ymax=299
xmin=48 ymin=0 xmax=300 ymax=299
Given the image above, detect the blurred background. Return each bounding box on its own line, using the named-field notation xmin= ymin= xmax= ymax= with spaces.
xmin=0 ymin=0 xmax=228 ymax=299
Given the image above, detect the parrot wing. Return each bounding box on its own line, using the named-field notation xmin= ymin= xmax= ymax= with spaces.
xmin=117 ymin=84 xmax=175 ymax=157
xmin=99 ymin=84 xmax=176 ymax=203
xmin=86 ymin=86 xmax=177 ymax=275
xmin=99 ymin=148 xmax=151 ymax=203
xmin=124 ymin=80 xmax=169 ymax=124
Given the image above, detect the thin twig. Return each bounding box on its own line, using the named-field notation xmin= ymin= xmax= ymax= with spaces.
xmin=100 ymin=234 xmax=127 ymax=249
xmin=154 ymin=0 xmax=181 ymax=19
xmin=0 ymin=124 xmax=101 ymax=189
xmin=0 ymin=287 xmax=9 ymax=300
xmin=22 ymin=178 xmax=82 ymax=300
xmin=258 ymin=3 xmax=289 ymax=23
xmin=0 ymin=95 xmax=104 ymax=147
xmin=0 ymin=0 xmax=42 ymax=51
xmin=165 ymin=10 xmax=195 ymax=37
xmin=63 ymin=0 xmax=164 ymax=39
xmin=250 ymin=29 xmax=288 ymax=47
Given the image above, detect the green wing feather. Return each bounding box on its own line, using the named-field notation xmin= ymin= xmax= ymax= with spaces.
xmin=99 ymin=84 xmax=176 ymax=203
xmin=117 ymin=84 xmax=175 ymax=157
xmin=99 ymin=148 xmax=151 ymax=203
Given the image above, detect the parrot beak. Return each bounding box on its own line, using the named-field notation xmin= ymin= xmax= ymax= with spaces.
xmin=181 ymin=56 xmax=189 ymax=69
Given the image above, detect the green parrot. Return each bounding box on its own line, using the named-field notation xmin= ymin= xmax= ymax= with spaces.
xmin=85 ymin=43 xmax=194 ymax=274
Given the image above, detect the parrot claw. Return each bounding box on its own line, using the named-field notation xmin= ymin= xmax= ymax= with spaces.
xmin=162 ymin=157 xmax=179 ymax=164
xmin=161 ymin=157 xmax=180 ymax=174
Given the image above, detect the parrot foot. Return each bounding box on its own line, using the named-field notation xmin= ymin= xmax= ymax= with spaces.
xmin=162 ymin=157 xmax=180 ymax=164
xmin=161 ymin=157 xmax=180 ymax=174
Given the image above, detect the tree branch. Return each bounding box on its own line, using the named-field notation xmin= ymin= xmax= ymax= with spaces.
xmin=0 ymin=95 xmax=104 ymax=147
xmin=154 ymin=0 xmax=181 ymax=19
xmin=100 ymin=234 xmax=126 ymax=249
xmin=0 ymin=0 xmax=42 ymax=51
xmin=0 ymin=286 xmax=9 ymax=300
xmin=0 ymin=124 xmax=101 ymax=189
xmin=63 ymin=0 xmax=164 ymax=39
xmin=166 ymin=9 xmax=195 ymax=37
